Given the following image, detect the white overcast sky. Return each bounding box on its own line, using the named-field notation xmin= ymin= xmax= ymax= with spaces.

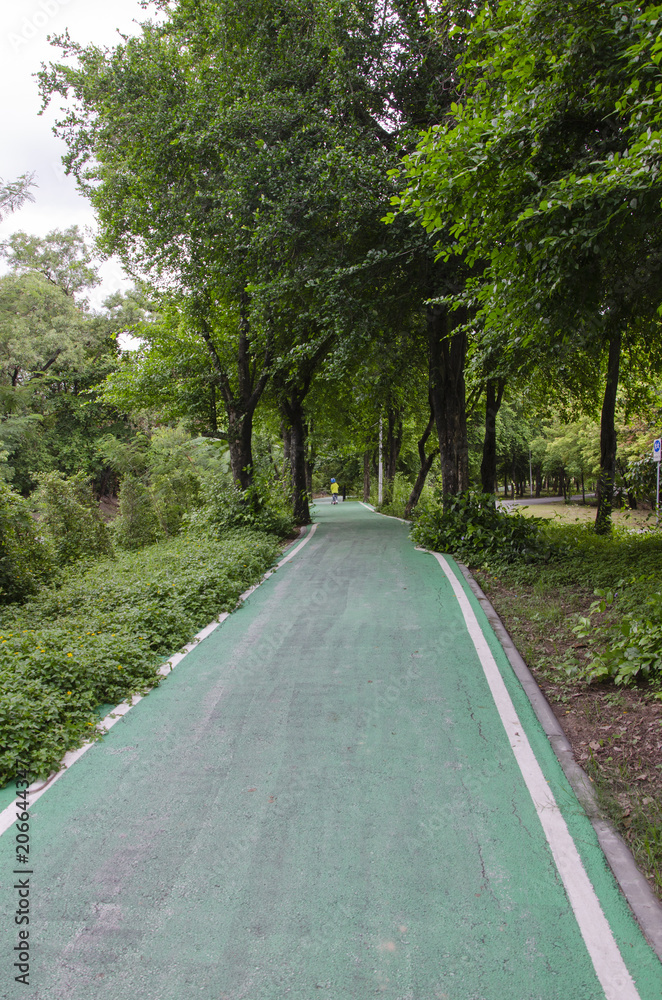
xmin=0 ymin=0 xmax=161 ymax=309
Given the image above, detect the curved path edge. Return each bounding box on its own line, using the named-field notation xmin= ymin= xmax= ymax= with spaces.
xmin=455 ymin=559 xmax=662 ymax=960
xmin=354 ymin=501 xmax=662 ymax=957
xmin=0 ymin=523 xmax=318 ymax=839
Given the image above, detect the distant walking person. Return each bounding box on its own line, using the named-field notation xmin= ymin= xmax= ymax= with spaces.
xmin=330 ymin=478 xmax=339 ymax=504
xmin=342 ymin=485 xmax=346 ymax=502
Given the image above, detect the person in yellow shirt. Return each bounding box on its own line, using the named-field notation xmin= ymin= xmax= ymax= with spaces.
xmin=330 ymin=478 xmax=339 ymax=504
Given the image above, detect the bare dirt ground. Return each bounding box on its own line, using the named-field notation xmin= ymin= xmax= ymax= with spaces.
xmin=98 ymin=495 xmax=119 ymax=521
xmin=475 ymin=571 xmax=662 ymax=900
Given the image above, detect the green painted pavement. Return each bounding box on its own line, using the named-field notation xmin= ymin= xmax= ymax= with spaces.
xmin=1 ymin=500 xmax=661 ymax=999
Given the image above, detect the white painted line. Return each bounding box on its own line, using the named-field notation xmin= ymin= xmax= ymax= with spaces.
xmin=432 ymin=551 xmax=641 ymax=1000
xmin=276 ymin=523 xmax=317 ymax=566
xmin=358 ymin=501 xmax=409 ymax=523
xmin=0 ymin=524 xmax=318 ymax=839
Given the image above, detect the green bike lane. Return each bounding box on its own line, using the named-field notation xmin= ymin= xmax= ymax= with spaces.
xmin=1 ymin=500 xmax=661 ymax=999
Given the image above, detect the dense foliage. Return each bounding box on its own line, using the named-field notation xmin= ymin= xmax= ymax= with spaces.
xmin=391 ymin=0 xmax=662 ymax=529
xmin=0 ymin=482 xmax=53 ymax=603
xmin=29 ymin=1 xmax=662 ymax=531
xmin=186 ymin=474 xmax=296 ymax=539
xmin=34 ymin=471 xmax=113 ymax=565
xmin=411 ymin=490 xmax=552 ymax=566
xmin=0 ymin=527 xmax=281 ymax=784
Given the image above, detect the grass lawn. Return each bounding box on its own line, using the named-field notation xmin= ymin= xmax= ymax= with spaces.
xmin=513 ymin=500 xmax=658 ymax=530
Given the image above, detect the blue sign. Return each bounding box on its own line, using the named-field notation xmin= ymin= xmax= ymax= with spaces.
xmin=655 ymin=439 xmax=661 ymax=462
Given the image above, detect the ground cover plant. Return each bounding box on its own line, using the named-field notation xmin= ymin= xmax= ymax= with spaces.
xmin=470 ymin=522 xmax=662 ymax=899
xmin=0 ymin=527 xmax=282 ymax=786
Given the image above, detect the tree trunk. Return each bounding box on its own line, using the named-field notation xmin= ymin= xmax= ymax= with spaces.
xmin=480 ymin=378 xmax=505 ymax=494
xmin=427 ymin=304 xmax=469 ymax=509
xmin=209 ymin=384 xmax=218 ymax=434
xmin=267 ymin=441 xmax=280 ymax=478
xmin=289 ymin=414 xmax=310 ymax=525
xmin=405 ymin=414 xmax=438 ymax=518
xmin=227 ymin=406 xmax=255 ymax=489
xmin=383 ymin=407 xmax=404 ymax=505
xmin=282 ymin=420 xmax=292 ymax=468
xmin=363 ymin=451 xmax=371 ymax=502
xmin=197 ymin=292 xmax=271 ymax=491
xmin=281 ymin=390 xmax=311 ymax=525
xmin=595 ymin=330 xmax=622 ymax=534
xmin=305 ymin=448 xmax=314 ymax=498
xmin=305 ymin=420 xmax=315 ymax=496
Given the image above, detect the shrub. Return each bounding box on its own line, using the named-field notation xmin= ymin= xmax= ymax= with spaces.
xmin=34 ymin=471 xmax=113 ymax=565
xmin=411 ymin=489 xmax=550 ymax=566
xmin=378 ymin=472 xmax=414 ymax=519
xmin=624 ymin=456 xmax=657 ymax=507
xmin=0 ymin=481 xmax=53 ymax=603
xmin=112 ymin=474 xmax=162 ymax=550
xmin=150 ymin=468 xmax=201 ymax=537
xmin=187 ymin=473 xmax=296 ymax=538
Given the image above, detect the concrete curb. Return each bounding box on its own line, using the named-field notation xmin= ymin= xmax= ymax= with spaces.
xmin=456 ymin=561 xmax=662 ymax=961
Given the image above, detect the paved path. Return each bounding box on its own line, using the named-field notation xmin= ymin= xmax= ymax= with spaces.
xmin=1 ymin=501 xmax=661 ymax=999
xmin=500 ymin=494 xmax=595 ymax=508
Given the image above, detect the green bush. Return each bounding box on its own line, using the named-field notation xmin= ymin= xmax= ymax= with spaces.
xmin=378 ymin=472 xmax=414 ymax=519
xmin=411 ymin=489 xmax=550 ymax=566
xmin=34 ymin=471 xmax=113 ymax=565
xmin=0 ymin=527 xmax=281 ymax=784
xmin=624 ymin=456 xmax=657 ymax=507
xmin=573 ymin=577 xmax=662 ymax=687
xmin=187 ymin=474 xmax=296 ymax=538
xmin=150 ymin=468 xmax=201 ymax=537
xmin=0 ymin=481 xmax=53 ymax=603
xmin=112 ymin=474 xmax=162 ymax=549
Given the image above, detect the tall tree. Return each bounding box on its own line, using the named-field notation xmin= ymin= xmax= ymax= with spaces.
xmin=394 ymin=0 xmax=662 ymax=530
xmin=41 ymin=2 xmax=479 ymax=511
xmin=3 ymin=227 xmax=99 ymax=301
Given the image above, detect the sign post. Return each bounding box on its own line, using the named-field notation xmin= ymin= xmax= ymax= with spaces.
xmin=654 ymin=439 xmax=661 ymax=521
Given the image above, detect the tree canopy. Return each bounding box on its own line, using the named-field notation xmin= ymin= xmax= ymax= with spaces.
xmin=22 ymin=0 xmax=662 ymax=528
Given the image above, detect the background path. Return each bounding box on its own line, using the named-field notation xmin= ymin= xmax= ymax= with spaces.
xmin=1 ymin=501 xmax=660 ymax=999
